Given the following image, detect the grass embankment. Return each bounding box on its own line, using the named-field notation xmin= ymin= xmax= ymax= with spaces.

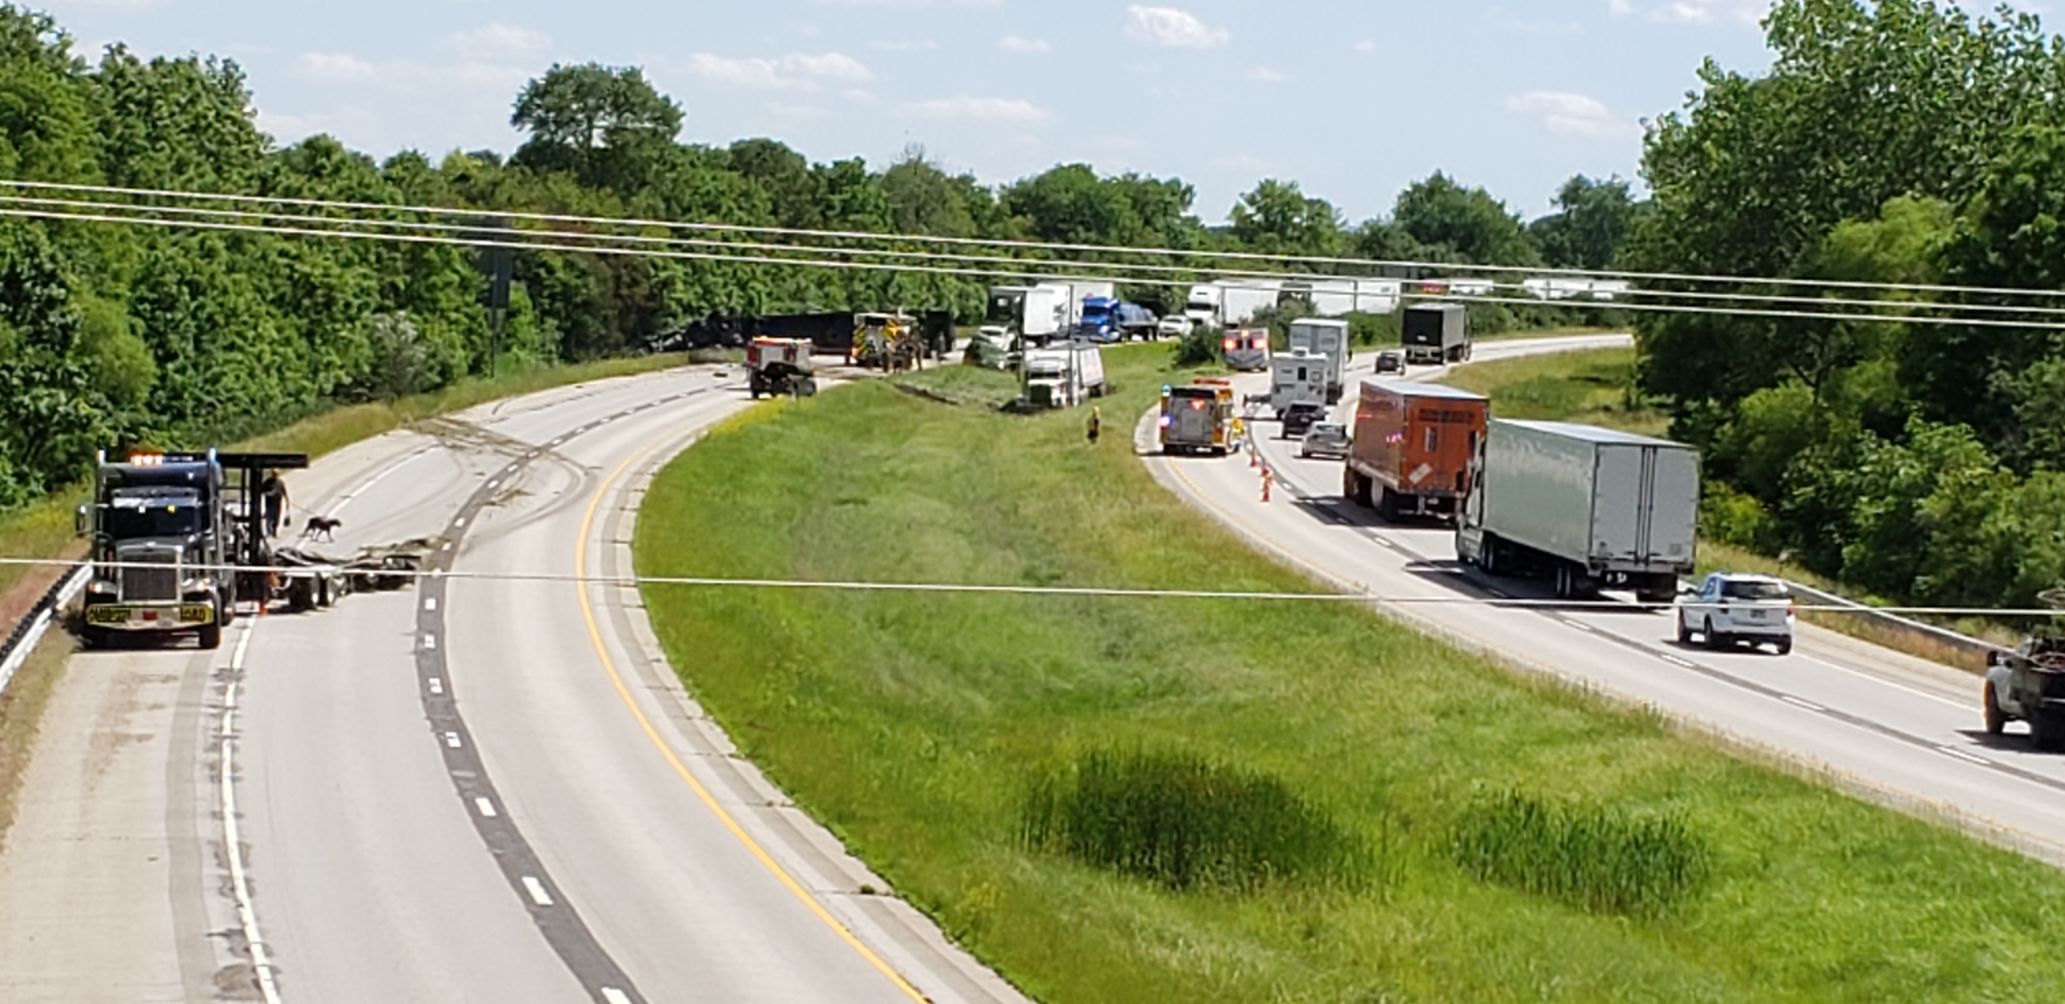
xmin=0 ymin=354 xmax=688 ymax=602
xmin=1446 ymin=346 xmax=2015 ymax=664
xmin=0 ymin=635 xmax=72 ymax=856
xmin=635 ymin=344 xmax=2065 ymax=1002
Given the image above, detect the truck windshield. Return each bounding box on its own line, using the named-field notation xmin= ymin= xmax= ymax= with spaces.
xmin=105 ymin=490 xmax=205 ymax=539
xmin=985 ymin=295 xmax=1024 ymax=323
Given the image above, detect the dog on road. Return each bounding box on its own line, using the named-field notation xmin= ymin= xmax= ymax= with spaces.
xmin=300 ymin=515 xmax=343 ymax=542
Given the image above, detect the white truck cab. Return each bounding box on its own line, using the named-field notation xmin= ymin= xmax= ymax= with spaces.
xmin=1677 ymin=572 xmax=1795 ymax=655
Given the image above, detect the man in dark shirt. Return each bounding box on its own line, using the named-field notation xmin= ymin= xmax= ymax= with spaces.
xmin=259 ymin=470 xmax=289 ymax=538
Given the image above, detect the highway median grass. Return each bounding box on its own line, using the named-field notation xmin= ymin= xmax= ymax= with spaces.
xmin=635 ymin=343 xmax=2065 ymax=1002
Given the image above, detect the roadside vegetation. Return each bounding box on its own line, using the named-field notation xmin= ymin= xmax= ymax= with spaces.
xmin=636 ymin=344 xmax=2065 ymax=1002
xmin=0 ymin=635 xmax=72 ymax=856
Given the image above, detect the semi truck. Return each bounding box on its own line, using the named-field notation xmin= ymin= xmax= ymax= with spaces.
xmin=981 ymin=285 xmax=1067 ymax=347
xmin=1184 ymin=280 xmax=1281 ymax=329
xmin=1402 ymin=303 xmax=1472 ymax=365
xmin=1343 ymin=380 xmax=1489 ymax=521
xmin=1287 ymin=318 xmax=1352 ymax=402
xmin=1075 ymin=297 xmax=1158 ymax=343
xmin=1160 ymin=379 xmax=1236 ymax=456
xmin=1038 ymin=280 xmax=1116 ymax=327
xmin=73 ymin=449 xmax=380 ymax=648
xmin=1455 ymin=420 xmax=1700 ymax=602
xmin=1025 ymin=342 xmax=1107 ymax=408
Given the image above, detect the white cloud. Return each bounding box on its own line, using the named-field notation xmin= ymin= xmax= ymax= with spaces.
xmin=451 ymin=22 xmax=550 ymax=57
xmin=843 ymin=88 xmax=880 ymax=104
xmin=1612 ymin=0 xmax=1769 ymax=24
xmin=1246 ymin=66 xmax=1289 ymax=83
xmin=686 ymin=51 xmax=873 ymax=89
xmin=1123 ymin=6 xmax=1230 ymax=49
xmin=1352 ymin=39 xmax=1378 ymax=53
xmin=1505 ymin=90 xmax=1642 ymax=139
xmin=902 ymin=95 xmax=1051 ymax=123
xmin=452 ymin=62 xmax=531 ymax=90
xmin=813 ymin=0 xmax=1001 ymax=7
xmin=871 ymin=39 xmax=939 ymax=51
xmin=1000 ymin=34 xmax=1051 ymax=54
xmin=295 ymin=52 xmax=376 ymax=81
xmin=767 ymin=101 xmax=828 ymax=119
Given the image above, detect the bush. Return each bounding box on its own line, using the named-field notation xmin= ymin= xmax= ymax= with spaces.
xmin=1449 ymin=791 xmax=1711 ymax=916
xmin=1700 ymin=483 xmax=1780 ymax=553
xmin=1171 ymin=325 xmax=1220 ymax=367
xmin=1021 ymin=750 xmax=1371 ymax=892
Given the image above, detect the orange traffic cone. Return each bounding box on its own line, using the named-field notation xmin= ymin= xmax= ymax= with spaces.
xmin=1261 ymin=467 xmax=1273 ymax=503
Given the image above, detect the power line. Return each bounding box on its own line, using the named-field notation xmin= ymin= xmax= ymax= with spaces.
xmin=5 ymin=176 xmax=2063 ymax=303
xmin=9 ymin=204 xmax=2065 ymax=331
xmin=6 ymin=556 xmax=2056 ymax=620
xmin=9 ymin=191 xmax=2061 ymax=322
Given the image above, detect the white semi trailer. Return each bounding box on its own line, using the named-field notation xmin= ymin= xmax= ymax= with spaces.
xmin=1455 ymin=420 xmax=1700 ymax=603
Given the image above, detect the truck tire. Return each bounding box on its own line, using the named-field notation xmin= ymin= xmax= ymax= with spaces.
xmin=1377 ymin=487 xmax=1400 ymax=522
xmin=1554 ymin=564 xmax=1575 ymax=600
xmin=2031 ymin=712 xmax=2065 ymax=751
xmin=197 ymin=622 xmax=223 ymax=651
xmin=80 ymin=625 xmax=109 ymax=650
xmin=1983 ymin=681 xmax=2007 ymax=735
xmin=1479 ymin=533 xmax=1500 ymax=576
xmin=1774 ymin=637 xmax=1793 ymax=656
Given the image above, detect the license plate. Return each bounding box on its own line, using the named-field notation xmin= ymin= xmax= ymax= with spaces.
xmin=1750 ymin=610 xmax=1768 ymax=620
xmin=86 ymin=606 xmax=130 ymax=625
xmin=179 ymin=605 xmax=212 ymax=624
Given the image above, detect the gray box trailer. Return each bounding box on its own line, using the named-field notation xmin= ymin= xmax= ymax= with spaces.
xmin=1401 ymin=304 xmax=1471 ymax=365
xmin=1455 ymin=419 xmax=1700 ymax=602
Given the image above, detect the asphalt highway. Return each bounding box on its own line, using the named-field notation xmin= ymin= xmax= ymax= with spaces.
xmin=0 ymin=362 xmax=1025 ymax=1003
xmin=1139 ymin=334 xmax=2065 ymax=864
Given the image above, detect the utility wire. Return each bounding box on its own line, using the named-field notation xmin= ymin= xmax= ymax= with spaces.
xmin=8 ymin=191 xmax=2061 ymax=321
xmin=5 ymin=176 xmax=2063 ymax=303
xmin=9 ymin=556 xmax=2058 ymax=619
xmin=8 ymin=204 xmax=2065 ymax=331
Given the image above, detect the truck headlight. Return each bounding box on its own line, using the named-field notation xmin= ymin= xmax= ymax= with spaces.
xmin=86 ymin=579 xmax=116 ymax=596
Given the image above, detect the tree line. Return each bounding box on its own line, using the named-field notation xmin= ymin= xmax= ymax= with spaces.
xmin=0 ymin=4 xmax=1637 ymax=513
xmin=1625 ymin=0 xmax=2065 ymax=611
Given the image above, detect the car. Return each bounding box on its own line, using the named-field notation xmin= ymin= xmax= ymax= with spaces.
xmin=1300 ymin=422 xmax=1350 ymax=459
xmin=1157 ymin=316 xmax=1195 ymax=340
xmin=1374 ymin=349 xmax=1406 ymax=374
xmin=1676 ymin=572 xmax=1794 ymax=654
xmin=1282 ymin=401 xmax=1326 ymax=439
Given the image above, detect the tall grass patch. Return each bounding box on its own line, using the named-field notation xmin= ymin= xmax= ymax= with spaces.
xmin=1020 ymin=750 xmax=1371 ymax=892
xmin=1451 ymin=790 xmax=1712 ymax=917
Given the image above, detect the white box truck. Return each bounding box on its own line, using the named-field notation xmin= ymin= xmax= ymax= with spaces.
xmin=1286 ymin=318 xmax=1351 ymax=403
xmin=1260 ymin=349 xmax=1328 ymax=420
xmin=1455 ymin=420 xmax=1700 ymax=603
xmin=1025 ymin=342 xmax=1107 ymax=408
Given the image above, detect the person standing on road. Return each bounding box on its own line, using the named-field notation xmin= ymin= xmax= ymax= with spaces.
xmin=1086 ymin=406 xmax=1102 ymax=446
xmin=259 ymin=469 xmax=290 ymax=539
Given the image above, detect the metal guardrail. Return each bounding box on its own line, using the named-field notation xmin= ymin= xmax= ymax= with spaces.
xmin=1780 ymin=578 xmax=2004 ymax=667
xmin=0 ymin=563 xmax=89 ymax=701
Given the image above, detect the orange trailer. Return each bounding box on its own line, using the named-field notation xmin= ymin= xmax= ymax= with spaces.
xmin=1342 ymin=379 xmax=1489 ymax=521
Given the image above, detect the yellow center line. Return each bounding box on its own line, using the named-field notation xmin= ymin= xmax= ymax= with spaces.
xmin=574 ymin=439 xmax=931 ymax=1004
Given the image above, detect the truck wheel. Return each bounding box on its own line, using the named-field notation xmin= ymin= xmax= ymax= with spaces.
xmin=197 ymin=623 xmax=223 ymax=651
xmin=1983 ymin=681 xmax=2007 ymax=735
xmin=1554 ymin=565 xmax=1573 ymax=600
xmin=1377 ymin=487 xmax=1400 ymax=522
xmin=80 ymin=625 xmax=109 ymax=650
xmin=2031 ymin=713 xmax=2065 ymax=750
xmin=1480 ymin=534 xmax=1500 ymax=576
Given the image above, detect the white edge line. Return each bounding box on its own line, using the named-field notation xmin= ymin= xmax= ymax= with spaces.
xmin=1798 ymin=653 xmax=1970 ymax=712
xmin=601 ymin=989 xmax=633 ymax=1004
xmin=1781 ymin=695 xmax=1828 ymax=713
xmin=428 ymin=677 xmax=444 ymax=695
xmin=1938 ymin=745 xmax=1994 ymax=767
xmin=443 ymin=732 xmax=462 ymax=749
xmin=522 ymin=875 xmax=554 ymax=907
xmin=220 ymin=625 xmax=285 ymax=1004
xmin=475 ymin=797 xmax=497 ymax=818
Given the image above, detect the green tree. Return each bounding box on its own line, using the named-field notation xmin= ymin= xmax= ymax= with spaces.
xmin=1227 ymin=179 xmax=1343 ymax=257
xmin=511 ymin=63 xmax=684 ymax=192
xmin=1527 ymin=175 xmax=1639 ymax=270
xmin=1391 ymin=172 xmax=1538 ymax=266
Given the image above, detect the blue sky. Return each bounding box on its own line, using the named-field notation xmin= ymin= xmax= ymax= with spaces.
xmin=41 ymin=0 xmax=1792 ymax=221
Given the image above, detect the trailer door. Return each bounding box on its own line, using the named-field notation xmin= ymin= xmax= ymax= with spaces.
xmin=1591 ymin=444 xmax=1643 ymax=563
